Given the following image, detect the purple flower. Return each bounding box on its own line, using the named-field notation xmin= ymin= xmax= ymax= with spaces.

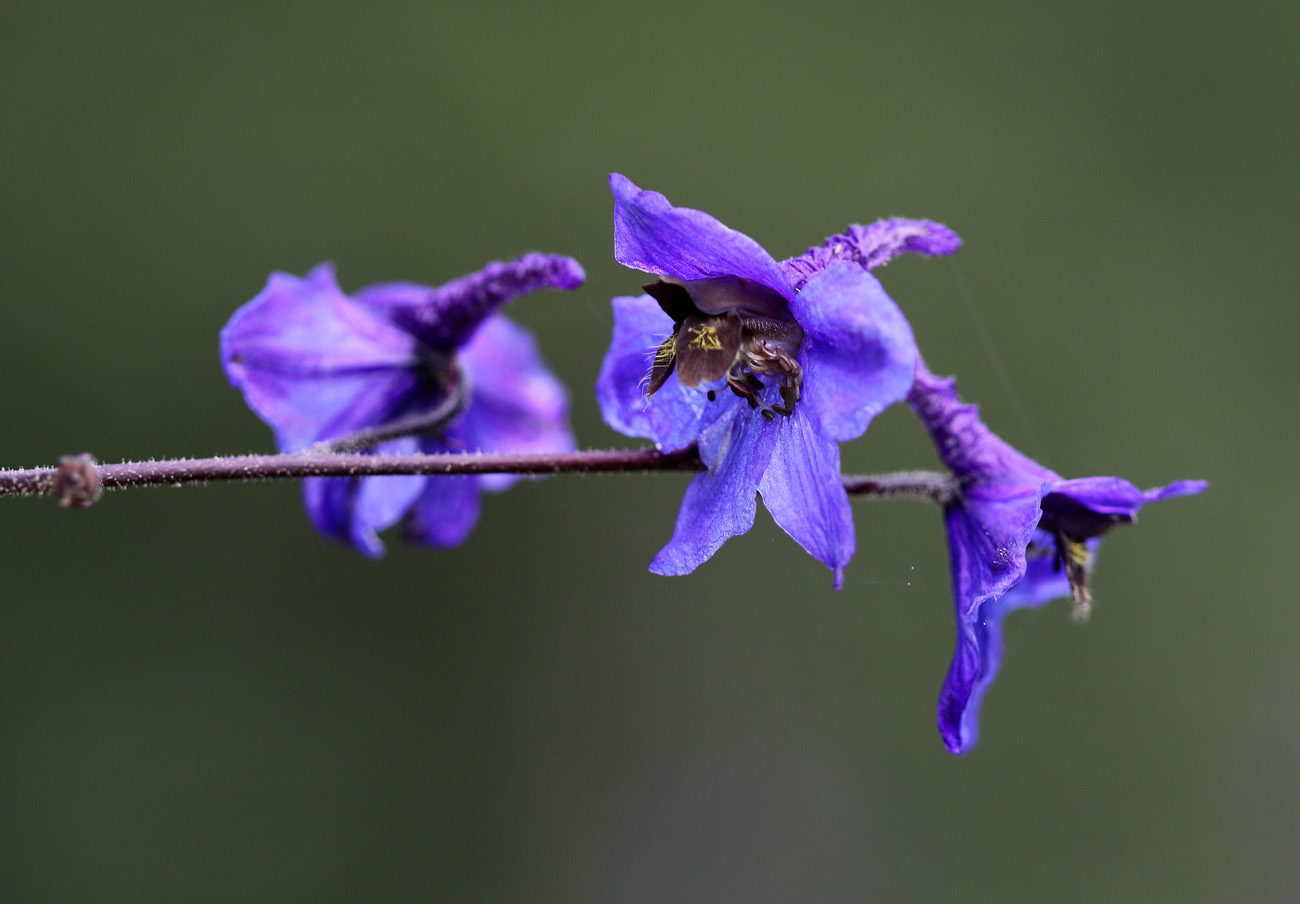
xmin=221 ymin=253 xmax=584 ymax=556
xmin=596 ymin=174 xmax=959 ymax=587
xmin=908 ymin=360 xmax=1207 ymax=754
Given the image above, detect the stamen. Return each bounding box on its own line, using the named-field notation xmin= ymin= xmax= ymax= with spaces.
xmin=1057 ymin=533 xmax=1094 ymax=622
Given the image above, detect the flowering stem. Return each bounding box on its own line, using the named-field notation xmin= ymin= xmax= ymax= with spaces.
xmin=0 ymin=448 xmax=957 ymax=507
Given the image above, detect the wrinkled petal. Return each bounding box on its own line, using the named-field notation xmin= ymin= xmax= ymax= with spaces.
xmin=404 ymin=474 xmax=483 ymax=548
xmin=352 ymin=253 xmax=585 ymax=349
xmin=757 ymin=407 xmax=855 ymax=588
xmin=595 ymin=294 xmax=724 ymax=451
xmin=300 ymin=437 xmax=426 ymax=558
xmin=221 ymin=263 xmax=421 ymax=450
xmin=781 ymin=218 xmax=963 ymax=292
xmin=610 ymin=173 xmax=794 ymax=300
xmin=908 ymin=361 xmax=1056 ymax=483
xmin=790 ymin=262 xmax=918 ymax=441
xmin=649 ymin=408 xmax=778 ymax=576
xmin=436 ymin=314 xmax=575 ymax=492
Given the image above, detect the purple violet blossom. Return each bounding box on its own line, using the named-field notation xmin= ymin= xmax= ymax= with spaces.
xmin=596 ymin=174 xmax=960 ymax=587
xmin=221 ymin=253 xmax=584 ymax=556
xmin=908 ymin=359 xmax=1207 ymax=754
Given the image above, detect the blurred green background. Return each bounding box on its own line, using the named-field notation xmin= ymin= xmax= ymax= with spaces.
xmin=0 ymin=1 xmax=1293 ymax=901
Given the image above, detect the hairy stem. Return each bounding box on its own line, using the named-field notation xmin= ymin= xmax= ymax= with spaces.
xmin=0 ymin=448 xmax=958 ymax=507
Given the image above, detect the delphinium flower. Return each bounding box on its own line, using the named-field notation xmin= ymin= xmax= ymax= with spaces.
xmin=908 ymin=358 xmax=1207 ymax=754
xmin=221 ymin=253 xmax=584 ymax=556
xmin=596 ymin=174 xmax=960 ymax=587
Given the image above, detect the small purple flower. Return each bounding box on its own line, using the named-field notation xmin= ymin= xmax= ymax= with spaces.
xmin=221 ymin=253 xmax=584 ymax=556
xmin=909 ymin=359 xmax=1207 ymax=754
xmin=596 ymin=174 xmax=959 ymax=587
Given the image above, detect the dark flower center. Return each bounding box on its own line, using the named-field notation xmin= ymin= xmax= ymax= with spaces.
xmin=1032 ymin=494 xmax=1136 ymax=621
xmin=642 ymin=277 xmax=805 ymax=419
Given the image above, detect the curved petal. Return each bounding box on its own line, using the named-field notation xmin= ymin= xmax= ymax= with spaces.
xmin=595 ymin=294 xmax=725 ymax=451
xmin=649 ymin=407 xmax=778 ymax=576
xmin=757 ymin=408 xmax=855 ymax=588
xmin=610 ymin=174 xmax=794 ymax=300
xmin=780 ymin=218 xmax=963 ymax=292
xmin=352 ymin=253 xmax=585 ymax=349
xmin=439 ymin=314 xmax=576 ymax=493
xmin=221 ymin=263 xmax=421 ymax=450
xmin=404 ymin=474 xmax=483 ymax=548
xmin=790 ymin=262 xmax=918 ymax=441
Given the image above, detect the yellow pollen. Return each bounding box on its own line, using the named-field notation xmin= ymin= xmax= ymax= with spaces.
xmin=655 ymin=335 xmax=676 ymax=363
xmin=689 ymin=325 xmax=723 ymax=351
xmin=1064 ymin=538 xmax=1091 ymax=568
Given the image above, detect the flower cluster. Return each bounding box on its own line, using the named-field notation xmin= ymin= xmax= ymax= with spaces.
xmin=220 ymin=174 xmax=1205 ymax=754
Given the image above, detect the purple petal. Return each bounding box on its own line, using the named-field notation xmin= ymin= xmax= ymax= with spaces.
xmin=300 ymin=437 xmax=426 ymax=558
xmin=595 ymin=294 xmax=722 ymax=451
xmin=405 ymin=474 xmax=483 ymax=549
xmin=935 ymin=501 xmax=1041 ymax=755
xmin=301 ymin=476 xmax=357 ymax=553
xmin=781 ymin=219 xmax=963 ymax=292
xmin=1041 ymin=476 xmax=1207 ymax=538
xmin=938 ymin=528 xmax=1100 ymax=755
xmin=649 ymin=408 xmax=778 ymax=576
xmin=1144 ymin=479 xmax=1208 ymax=502
xmin=436 ymin=314 xmax=576 ymax=493
xmin=790 ymin=262 xmax=918 ymax=442
xmin=757 ymin=408 xmax=855 ymax=588
xmin=352 ymin=253 xmax=585 ymax=349
xmin=221 ymin=263 xmax=420 ymax=450
xmin=609 ymin=173 xmax=794 ymax=300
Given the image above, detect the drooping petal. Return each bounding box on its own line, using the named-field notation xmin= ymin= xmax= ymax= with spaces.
xmin=610 ymin=173 xmax=794 ymax=300
xmin=936 ymin=501 xmax=1038 ymax=755
xmin=781 ymin=218 xmax=963 ymax=292
xmin=404 ymin=474 xmax=483 ymax=548
xmin=938 ymin=528 xmax=1100 ymax=755
xmin=221 ymin=263 xmax=422 ymax=451
xmin=438 ymin=314 xmax=575 ymax=493
xmin=649 ymin=408 xmax=779 ymax=576
xmin=299 ymin=437 xmax=427 ymax=558
xmin=595 ymin=294 xmax=723 ymax=451
xmin=352 ymin=253 xmax=585 ymax=350
xmin=757 ymin=408 xmax=855 ymax=588
xmin=789 ymin=261 xmax=917 ymax=442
